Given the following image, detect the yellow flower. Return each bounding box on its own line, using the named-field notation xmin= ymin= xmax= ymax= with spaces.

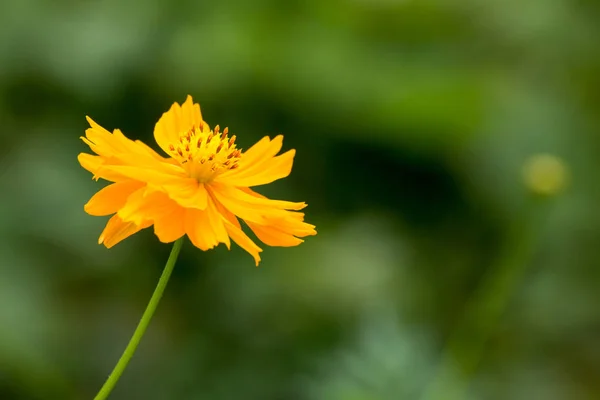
xmin=78 ymin=96 xmax=316 ymax=266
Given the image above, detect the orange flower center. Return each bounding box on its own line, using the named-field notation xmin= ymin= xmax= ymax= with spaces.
xmin=167 ymin=123 xmax=241 ymax=183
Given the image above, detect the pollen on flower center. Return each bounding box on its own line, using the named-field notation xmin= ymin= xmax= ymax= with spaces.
xmin=167 ymin=122 xmax=241 ymax=182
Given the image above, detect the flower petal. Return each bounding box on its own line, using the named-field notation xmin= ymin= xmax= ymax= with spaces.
xmin=117 ymin=188 xmax=178 ymax=226
xmin=216 ymin=183 xmax=306 ymax=210
xmin=206 ymin=195 xmax=231 ymax=249
xmin=239 ymin=188 xmax=316 ymax=234
xmin=245 ymin=221 xmax=304 ymax=247
xmin=84 ymin=118 xmax=167 ymax=164
xmin=221 ymin=218 xmax=263 ymax=266
xmin=99 ymin=214 xmax=151 ymax=248
xmin=99 ymin=165 xmax=186 ymax=186
xmin=78 ymin=153 xmax=129 ymax=182
xmin=212 ymin=193 xmax=242 ymax=229
xmin=184 ymin=208 xmax=219 ymax=251
xmin=154 ymin=95 xmax=203 ymax=155
xmin=238 ymin=135 xmax=283 ymax=167
xmin=154 ymin=205 xmax=186 ymax=243
xmin=84 ymin=181 xmax=145 ymax=216
xmin=217 ymin=135 xmax=283 ymax=180
xmin=208 ymin=183 xmax=306 ymax=225
xmin=216 ymin=149 xmax=295 ymax=187
xmin=161 ymin=179 xmax=208 ymax=210
xmin=80 ymin=118 xmax=185 ymax=184
xmin=272 ymin=215 xmax=317 ymax=236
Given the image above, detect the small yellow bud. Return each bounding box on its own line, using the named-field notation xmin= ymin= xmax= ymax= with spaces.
xmin=522 ymin=154 xmax=568 ymax=196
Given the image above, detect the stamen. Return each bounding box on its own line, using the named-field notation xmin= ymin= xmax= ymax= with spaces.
xmin=169 ymin=122 xmax=242 ymax=182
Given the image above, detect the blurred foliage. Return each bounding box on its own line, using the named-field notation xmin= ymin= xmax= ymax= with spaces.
xmin=1 ymin=0 xmax=600 ymax=399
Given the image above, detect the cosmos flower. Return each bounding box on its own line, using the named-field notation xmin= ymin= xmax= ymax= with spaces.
xmin=78 ymin=96 xmax=316 ymax=265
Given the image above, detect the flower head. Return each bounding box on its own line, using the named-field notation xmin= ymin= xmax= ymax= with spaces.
xmin=79 ymin=96 xmax=316 ymax=265
xmin=522 ymin=153 xmax=569 ymax=197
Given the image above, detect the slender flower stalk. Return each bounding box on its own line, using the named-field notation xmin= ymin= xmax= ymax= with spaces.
xmin=420 ymin=215 xmax=538 ymax=400
xmin=421 ymin=154 xmax=567 ymax=400
xmin=94 ymin=238 xmax=184 ymax=400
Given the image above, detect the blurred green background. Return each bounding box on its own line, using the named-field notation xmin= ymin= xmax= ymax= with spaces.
xmin=1 ymin=0 xmax=600 ymax=399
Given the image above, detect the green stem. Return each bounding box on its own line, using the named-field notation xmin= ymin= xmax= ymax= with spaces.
xmin=94 ymin=237 xmax=185 ymax=400
xmin=421 ymin=197 xmax=551 ymax=400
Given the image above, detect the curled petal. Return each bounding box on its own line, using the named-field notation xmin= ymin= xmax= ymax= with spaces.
xmin=221 ymin=217 xmax=262 ymax=266
xmin=205 ymin=195 xmax=231 ymax=249
xmin=78 ymin=153 xmax=129 ymax=182
xmin=99 ymin=214 xmax=151 ymax=248
xmin=154 ymin=95 xmax=203 ymax=155
xmin=211 ymin=182 xmax=305 ymax=212
xmin=84 ymin=181 xmax=145 ymax=216
xmin=246 ymin=221 xmax=304 ymax=247
xmin=238 ymin=135 xmax=283 ymax=168
xmin=83 ymin=118 xmax=166 ymax=163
